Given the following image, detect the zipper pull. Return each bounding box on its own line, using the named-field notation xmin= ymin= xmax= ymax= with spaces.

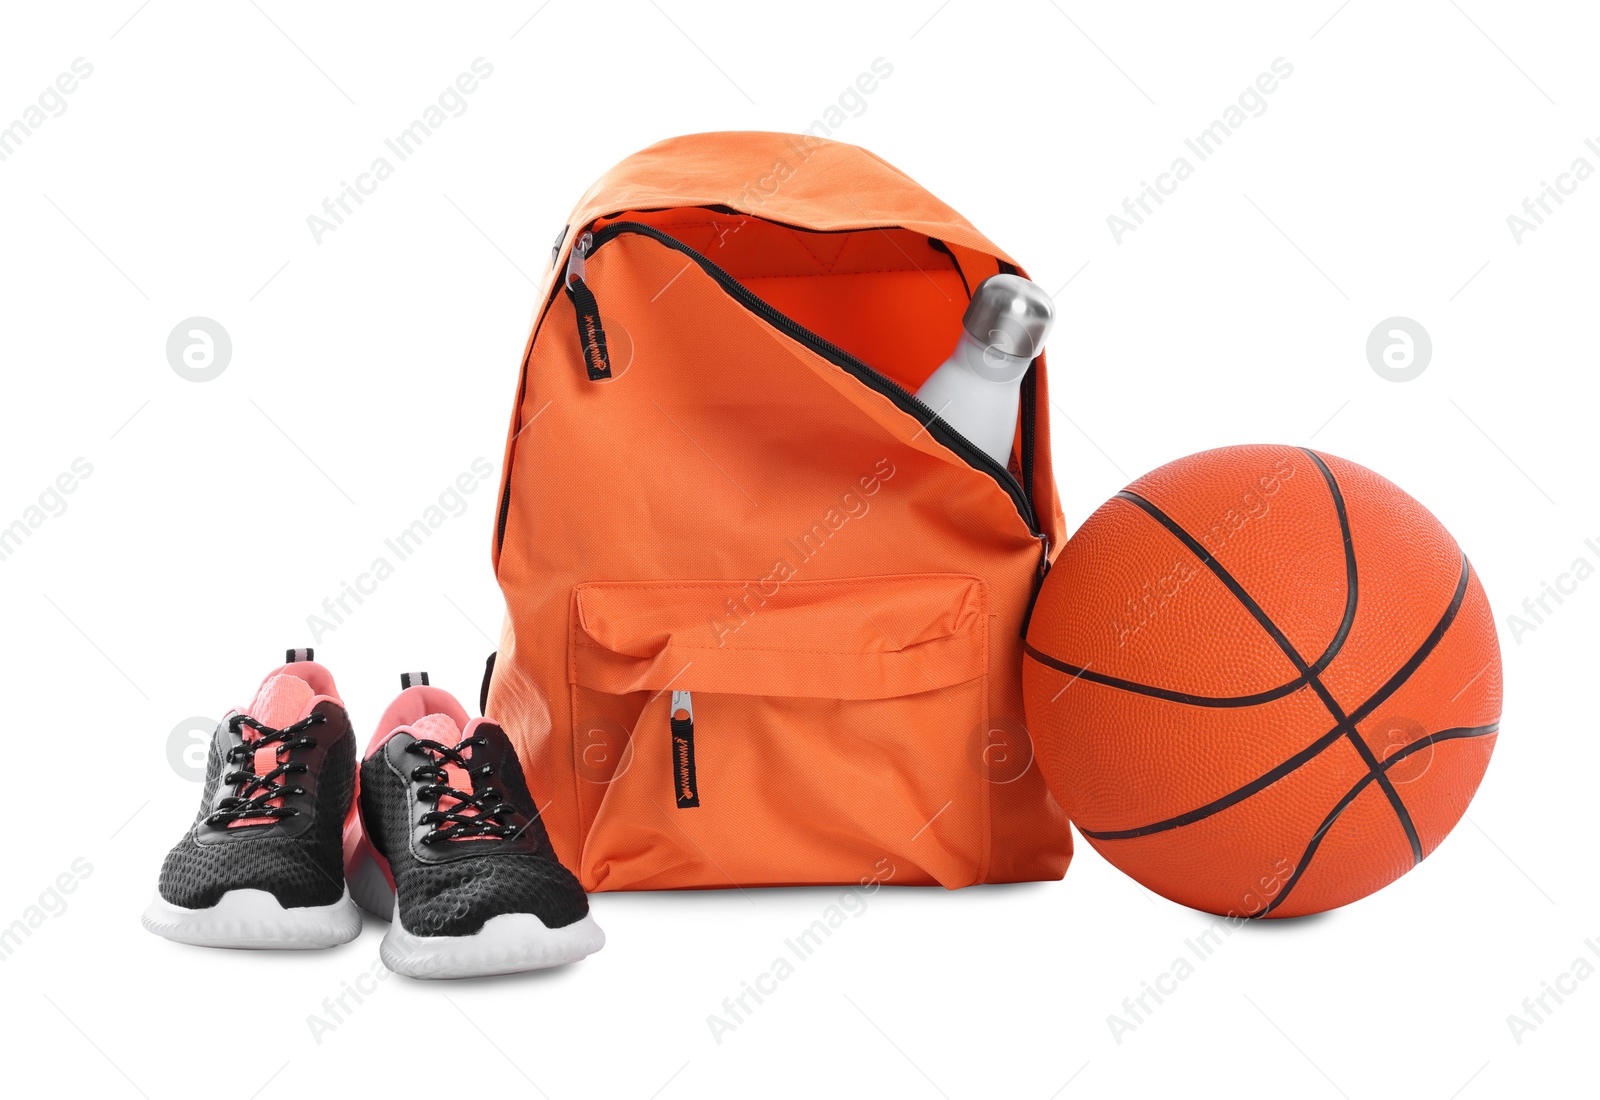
xmin=564 ymin=230 xmax=590 ymax=286
xmin=565 ymin=231 xmax=611 ymax=381
xmin=670 ymin=690 xmax=699 ymax=809
xmin=1020 ymin=533 xmax=1052 ymax=638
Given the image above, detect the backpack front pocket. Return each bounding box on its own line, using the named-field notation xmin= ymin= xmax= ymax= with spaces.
xmin=568 ymin=574 xmax=991 ymax=890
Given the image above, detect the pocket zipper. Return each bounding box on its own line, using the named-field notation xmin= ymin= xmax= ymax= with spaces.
xmin=670 ymin=690 xmax=699 ymax=809
xmin=563 ymin=220 xmax=1041 ymax=539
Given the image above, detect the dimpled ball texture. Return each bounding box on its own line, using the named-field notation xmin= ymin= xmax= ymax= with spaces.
xmin=1022 ymin=444 xmax=1502 ymax=918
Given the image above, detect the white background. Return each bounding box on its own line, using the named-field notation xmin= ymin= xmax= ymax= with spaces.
xmin=1 ymin=2 xmax=1593 ymax=1097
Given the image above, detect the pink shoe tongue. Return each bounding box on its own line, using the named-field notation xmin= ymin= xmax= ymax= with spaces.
xmin=411 ymin=712 xmax=486 ymax=838
xmin=411 ymin=712 xmax=463 ymax=745
xmin=248 ymin=674 xmax=316 ymax=728
xmin=230 ymin=673 xmax=316 ymax=828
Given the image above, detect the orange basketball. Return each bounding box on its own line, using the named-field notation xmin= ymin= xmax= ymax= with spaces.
xmin=1023 ymin=445 xmax=1502 ymax=918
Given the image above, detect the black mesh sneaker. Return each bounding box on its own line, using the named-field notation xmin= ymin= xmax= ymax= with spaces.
xmin=347 ymin=673 xmax=603 ymax=979
xmin=142 ymin=650 xmax=360 ymax=949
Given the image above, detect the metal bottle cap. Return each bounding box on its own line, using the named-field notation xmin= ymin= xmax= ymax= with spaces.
xmin=962 ymin=274 xmax=1055 ymax=360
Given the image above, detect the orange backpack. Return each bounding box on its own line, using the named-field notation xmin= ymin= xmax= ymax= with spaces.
xmin=486 ymin=131 xmax=1072 ymax=891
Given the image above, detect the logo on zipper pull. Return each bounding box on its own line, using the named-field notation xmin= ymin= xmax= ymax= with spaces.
xmin=670 ymin=690 xmax=699 ymax=808
xmin=565 ymin=231 xmax=612 ymax=381
xmin=568 ymin=277 xmax=612 ymax=381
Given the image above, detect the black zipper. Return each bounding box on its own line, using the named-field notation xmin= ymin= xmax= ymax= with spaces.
xmin=926 ymin=237 xmax=973 ymax=298
xmin=494 ymin=332 xmax=535 ymax=558
xmin=574 ymin=220 xmax=1041 ymax=537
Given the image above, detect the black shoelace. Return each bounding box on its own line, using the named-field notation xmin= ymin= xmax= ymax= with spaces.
xmin=207 ymin=713 xmax=325 ymax=826
xmin=406 ymin=737 xmax=518 ymax=844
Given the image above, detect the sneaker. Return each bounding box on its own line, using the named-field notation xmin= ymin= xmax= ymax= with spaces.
xmin=142 ymin=650 xmax=361 ymax=949
xmin=350 ymin=672 xmax=603 ymax=979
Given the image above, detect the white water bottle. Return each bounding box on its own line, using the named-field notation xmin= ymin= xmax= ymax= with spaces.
xmin=915 ymin=274 xmax=1055 ymax=466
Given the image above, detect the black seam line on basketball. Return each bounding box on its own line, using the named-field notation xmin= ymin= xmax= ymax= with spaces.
xmin=1022 ymin=643 xmax=1318 ymax=708
xmin=1258 ymin=764 xmax=1378 ymax=917
xmin=1341 ymin=718 xmax=1424 ymax=863
xmin=1258 ymin=719 xmax=1498 ymax=917
xmin=1299 ymin=448 xmax=1359 ymax=680
xmin=1079 ymin=721 xmax=1494 ymax=851
xmin=1384 ymin=722 xmax=1500 ymax=764
xmin=1118 ymin=487 xmax=1361 ymax=725
xmin=1116 ymin=490 xmax=1327 ymax=683
xmin=1023 ymin=454 xmax=1357 ymax=708
xmin=1078 ymin=726 xmax=1348 ymax=840
xmin=1077 ymin=550 xmax=1470 ymax=844
xmin=1117 ymin=488 xmax=1427 ymax=865
xmin=1337 ymin=555 xmax=1471 ymax=862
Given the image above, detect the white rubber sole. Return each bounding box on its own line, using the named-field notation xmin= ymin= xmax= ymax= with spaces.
xmin=381 ymin=910 xmax=606 ymax=980
xmin=142 ymin=887 xmax=362 ymax=950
